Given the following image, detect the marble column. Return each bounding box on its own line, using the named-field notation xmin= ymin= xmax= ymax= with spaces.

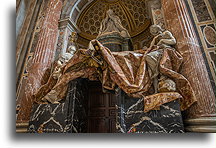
xmin=16 ymin=0 xmax=63 ymax=122
xmin=161 ymin=0 xmax=216 ymax=132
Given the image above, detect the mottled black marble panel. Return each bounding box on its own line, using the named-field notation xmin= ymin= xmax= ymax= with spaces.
xmin=97 ymin=34 xmax=133 ymax=52
xmin=102 ymin=43 xmax=123 ymax=52
xmin=29 ymin=80 xmax=184 ymax=133
xmin=28 ymin=79 xmax=88 ymax=133
xmin=117 ymin=91 xmax=184 ymax=133
xmin=28 ymin=103 xmax=67 ymax=133
xmin=69 ymin=79 xmax=88 ymax=133
xmin=116 ymin=90 xmax=127 ymax=133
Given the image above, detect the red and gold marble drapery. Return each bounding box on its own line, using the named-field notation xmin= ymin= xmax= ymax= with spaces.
xmin=34 ymin=40 xmax=197 ymax=112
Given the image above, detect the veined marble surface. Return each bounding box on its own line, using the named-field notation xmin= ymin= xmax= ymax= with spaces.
xmin=116 ymin=91 xmax=184 ymax=133
xmin=29 ymin=79 xmax=88 ymax=133
xmin=29 ymin=80 xmax=184 ymax=133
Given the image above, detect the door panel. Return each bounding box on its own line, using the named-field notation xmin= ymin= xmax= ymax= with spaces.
xmin=87 ymin=81 xmax=116 ymax=133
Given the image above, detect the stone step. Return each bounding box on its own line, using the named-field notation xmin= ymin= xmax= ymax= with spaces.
xmin=16 ymin=128 xmax=28 ymax=133
xmin=184 ymin=117 xmax=216 ymax=133
xmin=16 ymin=122 xmax=29 ymax=133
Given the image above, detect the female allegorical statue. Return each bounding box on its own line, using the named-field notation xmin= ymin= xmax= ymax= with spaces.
xmin=145 ymin=24 xmax=177 ymax=93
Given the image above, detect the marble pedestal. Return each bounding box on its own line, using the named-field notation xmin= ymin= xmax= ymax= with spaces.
xmin=29 ymin=79 xmax=184 ymax=133
xmin=28 ymin=79 xmax=88 ymax=133
xmin=116 ymin=91 xmax=185 ymax=133
xmin=97 ymin=32 xmax=133 ymax=52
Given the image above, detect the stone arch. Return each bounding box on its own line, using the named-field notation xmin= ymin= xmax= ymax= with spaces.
xmin=60 ymin=0 xmax=94 ymax=21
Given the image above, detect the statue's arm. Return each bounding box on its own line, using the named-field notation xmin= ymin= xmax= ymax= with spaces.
xmin=157 ymin=38 xmax=176 ymax=46
xmin=149 ymin=35 xmax=160 ymax=48
xmin=157 ymin=31 xmax=176 ymax=46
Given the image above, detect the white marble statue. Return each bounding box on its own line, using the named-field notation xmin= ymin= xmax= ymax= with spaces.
xmin=97 ymin=9 xmax=130 ymax=38
xmin=145 ymin=24 xmax=176 ymax=93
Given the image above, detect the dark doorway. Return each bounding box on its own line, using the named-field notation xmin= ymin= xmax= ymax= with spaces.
xmin=87 ymin=81 xmax=117 ymax=133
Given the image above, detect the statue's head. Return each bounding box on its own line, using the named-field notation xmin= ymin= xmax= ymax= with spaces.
xmin=150 ymin=24 xmax=163 ymax=35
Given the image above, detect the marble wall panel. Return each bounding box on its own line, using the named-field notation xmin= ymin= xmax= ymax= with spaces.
xmin=187 ymin=0 xmax=216 ymax=84
xmin=191 ymin=0 xmax=212 ymax=22
xmin=208 ymin=50 xmax=216 ymax=76
xmin=200 ymin=24 xmax=216 ymax=48
xmin=16 ymin=0 xmax=41 ymax=88
xmin=55 ymin=26 xmax=72 ymax=60
xmin=147 ymin=0 xmax=165 ymax=29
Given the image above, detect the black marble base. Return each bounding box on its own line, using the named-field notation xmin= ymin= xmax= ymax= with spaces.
xmin=28 ymin=103 xmax=67 ymax=133
xmin=116 ymin=91 xmax=184 ymax=133
xmin=28 ymin=79 xmax=88 ymax=133
xmin=29 ymin=80 xmax=184 ymax=133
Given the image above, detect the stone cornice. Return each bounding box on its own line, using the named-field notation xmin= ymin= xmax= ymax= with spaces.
xmin=58 ymin=17 xmax=81 ymax=33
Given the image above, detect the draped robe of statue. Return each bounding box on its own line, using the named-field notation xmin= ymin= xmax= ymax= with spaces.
xmin=97 ymin=9 xmax=130 ymax=39
xmin=34 ymin=39 xmax=196 ymax=112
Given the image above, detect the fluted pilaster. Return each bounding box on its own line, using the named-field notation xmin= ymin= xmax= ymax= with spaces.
xmin=161 ymin=0 xmax=215 ymax=132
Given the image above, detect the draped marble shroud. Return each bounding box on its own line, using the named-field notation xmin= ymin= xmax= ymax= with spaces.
xmin=34 ymin=40 xmax=197 ymax=112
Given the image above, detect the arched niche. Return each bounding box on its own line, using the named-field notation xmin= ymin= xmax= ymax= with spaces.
xmin=59 ymin=0 xmax=166 ymax=50
xmin=75 ymin=0 xmax=153 ymax=49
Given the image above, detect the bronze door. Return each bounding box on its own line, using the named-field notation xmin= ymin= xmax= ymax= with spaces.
xmin=87 ymin=81 xmax=116 ymax=133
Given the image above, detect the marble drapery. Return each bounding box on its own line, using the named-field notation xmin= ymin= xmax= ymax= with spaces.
xmin=34 ymin=40 xmax=196 ymax=112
